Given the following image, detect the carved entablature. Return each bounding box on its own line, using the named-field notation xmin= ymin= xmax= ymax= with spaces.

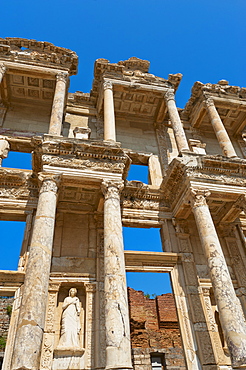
xmin=182 ymin=80 xmax=246 ymax=135
xmin=36 ymin=137 xmax=130 ymax=177
xmin=0 ymin=37 xmax=78 ymax=75
xmin=0 ymin=169 xmax=38 ymax=200
xmin=122 ymin=181 xmax=168 ymax=211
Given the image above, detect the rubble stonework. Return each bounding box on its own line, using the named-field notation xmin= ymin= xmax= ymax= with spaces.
xmin=0 ymin=37 xmax=246 ymax=370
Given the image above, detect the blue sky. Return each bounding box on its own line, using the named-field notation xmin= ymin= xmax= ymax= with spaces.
xmin=0 ymin=0 xmax=245 ymax=294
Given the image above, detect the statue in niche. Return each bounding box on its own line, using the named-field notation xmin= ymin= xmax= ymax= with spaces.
xmin=58 ymin=288 xmax=81 ymax=349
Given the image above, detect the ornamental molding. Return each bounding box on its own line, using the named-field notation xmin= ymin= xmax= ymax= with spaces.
xmin=42 ymin=155 xmax=125 ymax=174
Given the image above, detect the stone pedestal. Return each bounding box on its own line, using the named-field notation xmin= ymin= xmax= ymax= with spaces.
xmin=101 ymin=180 xmax=132 ymax=370
xmin=49 ymin=73 xmax=68 ymax=136
xmin=11 ymin=174 xmax=61 ymax=370
xmin=190 ymin=189 xmax=246 ymax=368
xmin=73 ymin=126 xmax=91 ymax=140
xmin=53 ymin=349 xmax=85 ymax=370
xmin=103 ymin=81 xmax=116 ymax=142
xmin=0 ymin=136 xmax=10 ymax=165
xmin=205 ymin=97 xmax=237 ymax=158
xmin=164 ymin=90 xmax=189 ymax=153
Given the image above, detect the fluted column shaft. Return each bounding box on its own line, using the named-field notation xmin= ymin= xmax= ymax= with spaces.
xmin=103 ymin=81 xmax=116 ymax=142
xmin=190 ymin=189 xmax=246 ymax=368
xmin=205 ymin=97 xmax=237 ymax=158
xmin=102 ymin=180 xmax=132 ymax=370
xmin=11 ymin=174 xmax=60 ymax=370
xmin=49 ymin=72 xmax=68 ymax=136
xmin=164 ymin=90 xmax=189 ymax=152
xmin=0 ymin=64 xmax=6 ymax=84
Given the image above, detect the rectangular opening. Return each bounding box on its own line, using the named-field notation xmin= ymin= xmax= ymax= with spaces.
xmin=126 ymin=164 xmax=149 ymax=183
xmin=123 ymin=227 xmax=163 ymax=252
xmin=2 ymin=152 xmax=32 ymax=170
xmin=127 ymin=272 xmax=185 ymax=369
xmin=0 ymin=220 xmax=26 ymax=270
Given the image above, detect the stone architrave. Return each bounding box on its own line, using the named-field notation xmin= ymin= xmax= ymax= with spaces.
xmin=101 ymin=180 xmax=132 ymax=370
xmin=49 ymin=72 xmax=68 ymax=136
xmin=11 ymin=173 xmax=61 ymax=370
xmin=204 ymin=97 xmax=237 ymax=158
xmin=103 ymin=81 xmax=116 ymax=142
xmin=0 ymin=63 xmax=6 ymax=83
xmin=0 ymin=136 xmax=10 ymax=165
xmin=190 ymin=188 xmax=246 ymax=368
xmin=164 ymin=89 xmax=190 ymax=153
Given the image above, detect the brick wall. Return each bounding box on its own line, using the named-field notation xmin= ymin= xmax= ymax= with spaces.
xmin=128 ymin=288 xmax=186 ymax=369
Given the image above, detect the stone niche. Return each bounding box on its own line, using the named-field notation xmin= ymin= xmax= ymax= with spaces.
xmin=52 ymin=285 xmax=86 ymax=370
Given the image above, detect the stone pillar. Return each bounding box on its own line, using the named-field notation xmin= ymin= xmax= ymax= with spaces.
xmin=190 ymin=188 xmax=246 ymax=368
xmin=11 ymin=173 xmax=60 ymax=370
xmin=0 ymin=63 xmax=6 ymax=84
xmin=101 ymin=180 xmax=132 ymax=370
xmin=0 ymin=135 xmax=10 ymax=165
xmin=49 ymin=72 xmax=68 ymax=136
xmin=85 ymin=283 xmax=97 ymax=369
xmin=103 ymin=81 xmax=116 ymax=142
xmin=164 ymin=90 xmax=189 ymax=152
xmin=204 ymin=97 xmax=237 ymax=158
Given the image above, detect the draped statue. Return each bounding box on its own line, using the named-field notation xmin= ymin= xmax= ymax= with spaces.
xmin=58 ymin=288 xmax=81 ymax=349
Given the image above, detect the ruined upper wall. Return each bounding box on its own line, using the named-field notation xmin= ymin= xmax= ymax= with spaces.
xmin=0 ymin=38 xmax=78 ymax=75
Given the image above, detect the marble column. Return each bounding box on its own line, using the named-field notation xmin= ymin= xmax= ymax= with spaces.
xmin=205 ymin=97 xmax=237 ymax=158
xmin=190 ymin=188 xmax=246 ymax=368
xmin=0 ymin=64 xmax=6 ymax=84
xmin=101 ymin=180 xmax=132 ymax=370
xmin=11 ymin=173 xmax=60 ymax=370
xmin=103 ymin=81 xmax=116 ymax=142
xmin=164 ymin=90 xmax=189 ymax=152
xmin=0 ymin=135 xmax=10 ymax=165
xmin=49 ymin=72 xmax=68 ymax=136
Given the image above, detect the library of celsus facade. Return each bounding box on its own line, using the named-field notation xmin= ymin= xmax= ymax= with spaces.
xmin=1 ymin=36 xmax=246 ymax=370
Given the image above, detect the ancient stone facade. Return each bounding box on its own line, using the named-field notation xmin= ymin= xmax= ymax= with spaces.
xmin=0 ymin=37 xmax=246 ymax=369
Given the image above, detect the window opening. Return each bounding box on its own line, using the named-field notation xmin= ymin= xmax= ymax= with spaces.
xmin=151 ymin=354 xmax=165 ymax=370
xmin=0 ymin=221 xmax=26 ymax=270
xmin=126 ymin=164 xmax=148 ymax=183
xmin=123 ymin=227 xmax=162 ymax=252
xmin=2 ymin=152 xmax=32 ymax=170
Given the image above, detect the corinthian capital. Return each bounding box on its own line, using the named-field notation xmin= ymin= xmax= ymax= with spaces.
xmin=190 ymin=188 xmax=211 ymax=208
xmin=38 ymin=173 xmax=62 ymax=194
xmin=56 ymin=72 xmax=68 ymax=83
xmin=0 ymin=64 xmax=6 ymax=76
xmin=164 ymin=89 xmax=175 ymax=102
xmin=204 ymin=96 xmax=215 ymax=108
xmin=103 ymin=80 xmax=113 ymax=90
xmin=101 ymin=180 xmax=124 ymax=200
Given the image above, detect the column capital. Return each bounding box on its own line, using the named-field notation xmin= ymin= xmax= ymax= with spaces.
xmin=0 ymin=63 xmax=6 ymax=75
xmin=84 ymin=283 xmax=97 ymax=293
xmin=103 ymin=80 xmax=113 ymax=90
xmin=189 ymin=188 xmax=211 ymax=208
xmin=204 ymin=96 xmax=215 ymax=108
xmin=101 ymin=180 xmax=124 ymax=200
xmin=56 ymin=71 xmax=68 ymax=83
xmin=164 ymin=89 xmax=175 ymax=102
xmin=38 ymin=173 xmax=62 ymax=194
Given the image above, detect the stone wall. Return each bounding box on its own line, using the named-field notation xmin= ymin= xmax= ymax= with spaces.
xmin=128 ymin=288 xmax=186 ymax=369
